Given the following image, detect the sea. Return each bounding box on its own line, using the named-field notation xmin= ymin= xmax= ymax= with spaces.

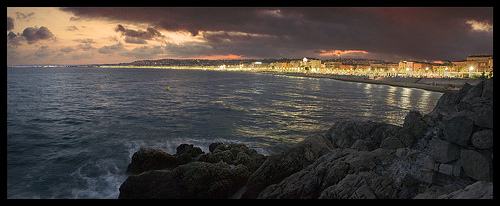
xmin=7 ymin=67 xmax=443 ymax=199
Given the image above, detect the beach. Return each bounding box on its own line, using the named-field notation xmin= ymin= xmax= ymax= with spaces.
xmin=256 ymin=71 xmax=485 ymax=93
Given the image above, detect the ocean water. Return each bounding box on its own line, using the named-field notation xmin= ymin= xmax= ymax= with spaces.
xmin=7 ymin=67 xmax=443 ymax=199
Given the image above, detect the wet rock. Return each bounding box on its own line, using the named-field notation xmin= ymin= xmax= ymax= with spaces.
xmin=428 ymin=139 xmax=460 ymax=163
xmin=471 ymin=129 xmax=493 ymax=149
xmin=460 ymin=150 xmax=492 ymax=182
xmin=325 ymin=121 xmax=401 ymax=151
xmin=241 ymin=134 xmax=333 ymax=199
xmin=126 ymin=147 xmax=183 ymax=174
xmin=197 ymin=143 xmax=267 ymax=173
xmin=119 ymin=161 xmax=249 ymax=199
xmin=438 ymin=181 xmax=493 ymax=199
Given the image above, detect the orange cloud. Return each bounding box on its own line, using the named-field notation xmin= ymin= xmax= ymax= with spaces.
xmin=174 ymin=54 xmax=248 ymax=60
xmin=316 ymin=49 xmax=369 ymax=56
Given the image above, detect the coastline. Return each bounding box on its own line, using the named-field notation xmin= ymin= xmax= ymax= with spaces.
xmin=118 ymin=78 xmax=493 ymax=199
xmin=98 ymin=65 xmax=485 ymax=94
xmin=256 ymin=71 xmax=484 ymax=94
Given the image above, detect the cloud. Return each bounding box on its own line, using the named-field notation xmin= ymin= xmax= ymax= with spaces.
xmin=73 ymin=38 xmax=96 ymax=44
xmin=7 ymin=17 xmax=14 ymax=31
xmin=34 ymin=45 xmax=55 ymax=57
xmin=15 ymin=12 xmax=35 ymax=22
xmin=120 ymin=45 xmax=165 ymax=59
xmin=98 ymin=42 xmax=124 ymax=54
xmin=60 ymin=7 xmax=493 ymax=61
xmin=315 ymin=49 xmax=369 ymax=57
xmin=115 ymin=24 xmax=164 ymax=43
xmin=124 ymin=36 xmax=147 ymax=44
xmin=77 ymin=43 xmax=96 ymax=51
xmin=164 ymin=41 xmax=214 ymax=58
xmin=466 ymin=20 xmax=493 ymax=32
xmin=22 ymin=26 xmax=55 ymax=44
xmin=202 ymin=31 xmax=253 ymax=43
xmin=66 ymin=26 xmax=79 ymax=31
xmin=60 ymin=46 xmax=76 ymax=53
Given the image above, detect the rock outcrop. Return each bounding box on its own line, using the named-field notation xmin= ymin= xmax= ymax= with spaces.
xmin=118 ymin=77 xmax=493 ymax=199
xmin=119 ymin=142 xmax=267 ymax=199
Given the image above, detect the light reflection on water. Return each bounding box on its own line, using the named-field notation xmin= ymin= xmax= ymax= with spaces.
xmin=8 ymin=67 xmax=444 ymax=199
xmin=214 ymin=74 xmax=443 ymax=148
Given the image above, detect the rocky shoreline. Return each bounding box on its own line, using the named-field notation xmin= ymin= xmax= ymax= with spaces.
xmin=118 ymin=77 xmax=493 ymax=199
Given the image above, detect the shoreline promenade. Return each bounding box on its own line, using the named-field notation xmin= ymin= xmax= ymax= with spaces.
xmin=96 ymin=65 xmax=487 ymax=93
xmin=255 ymin=71 xmax=484 ymax=93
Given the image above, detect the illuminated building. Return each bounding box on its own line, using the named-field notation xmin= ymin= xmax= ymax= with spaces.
xmin=466 ymin=55 xmax=493 ymax=72
xmin=324 ymin=61 xmax=342 ymax=69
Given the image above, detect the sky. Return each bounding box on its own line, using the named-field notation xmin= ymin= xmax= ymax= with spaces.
xmin=7 ymin=7 xmax=493 ymax=66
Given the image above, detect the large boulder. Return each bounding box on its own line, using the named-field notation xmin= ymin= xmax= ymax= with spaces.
xmin=471 ymin=129 xmax=493 ymax=149
xmin=441 ymin=116 xmax=474 ymax=146
xmin=241 ymin=134 xmax=334 ymax=199
xmin=460 ymin=150 xmax=493 ymax=182
xmin=325 ymin=121 xmax=402 ymax=151
xmin=126 ymin=147 xmax=183 ymax=174
xmin=119 ymin=161 xmax=249 ymax=199
xmin=258 ymin=148 xmax=419 ymax=199
xmin=437 ymin=181 xmax=493 ymax=199
xmin=428 ymin=139 xmax=460 ymax=163
xmin=197 ymin=143 xmax=267 ymax=173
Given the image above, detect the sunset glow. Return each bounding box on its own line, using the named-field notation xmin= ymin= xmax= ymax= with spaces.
xmin=7 ymin=7 xmax=493 ymax=66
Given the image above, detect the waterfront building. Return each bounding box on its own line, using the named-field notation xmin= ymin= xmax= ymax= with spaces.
xmin=325 ymin=61 xmax=342 ymax=69
xmin=341 ymin=64 xmax=356 ymax=71
xmin=466 ymin=55 xmax=493 ymax=72
xmin=302 ymin=57 xmax=322 ymax=69
xmin=399 ymin=61 xmax=432 ymax=72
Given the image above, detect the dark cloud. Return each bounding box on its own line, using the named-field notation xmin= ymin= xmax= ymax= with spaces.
xmin=60 ymin=46 xmax=76 ymax=53
xmin=7 ymin=17 xmax=14 ymax=31
xmin=34 ymin=45 xmax=55 ymax=57
xmin=66 ymin=26 xmax=79 ymax=31
xmin=60 ymin=7 xmax=493 ymax=61
xmin=15 ymin=12 xmax=35 ymax=22
xmin=124 ymin=36 xmax=147 ymax=44
xmin=98 ymin=42 xmax=124 ymax=54
xmin=114 ymin=24 xmax=164 ymax=43
xmin=77 ymin=43 xmax=97 ymax=51
xmin=73 ymin=38 xmax=96 ymax=44
xmin=120 ymin=45 xmax=164 ymax=59
xmin=7 ymin=31 xmax=24 ymax=47
xmin=22 ymin=26 xmax=55 ymax=44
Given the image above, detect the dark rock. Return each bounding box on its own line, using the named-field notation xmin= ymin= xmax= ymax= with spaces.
xmin=119 ymin=170 xmax=176 ymax=199
xmin=198 ymin=143 xmax=267 ymax=173
xmin=319 ymin=171 xmax=398 ymax=199
xmin=175 ymin=143 xmax=204 ymax=163
xmin=437 ymin=181 xmax=493 ymax=199
xmin=413 ymin=184 xmax=462 ymax=199
xmin=428 ymin=139 xmax=460 ymax=163
xmin=258 ymin=148 xmax=412 ymax=199
xmin=471 ymin=129 xmax=493 ymax=149
xmin=209 ymin=142 xmax=227 ymax=152
xmin=119 ymin=161 xmax=250 ymax=199
xmin=402 ymin=111 xmax=428 ymax=139
xmin=126 ymin=147 xmax=181 ymax=174
xmin=481 ymin=77 xmax=493 ymax=99
xmin=460 ymin=150 xmax=492 ymax=182
xmin=442 ymin=116 xmax=474 ymax=146
xmin=241 ymin=134 xmax=334 ymax=199
xmin=126 ymin=144 xmax=205 ymax=175
xmin=325 ymin=121 xmax=401 ymax=151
